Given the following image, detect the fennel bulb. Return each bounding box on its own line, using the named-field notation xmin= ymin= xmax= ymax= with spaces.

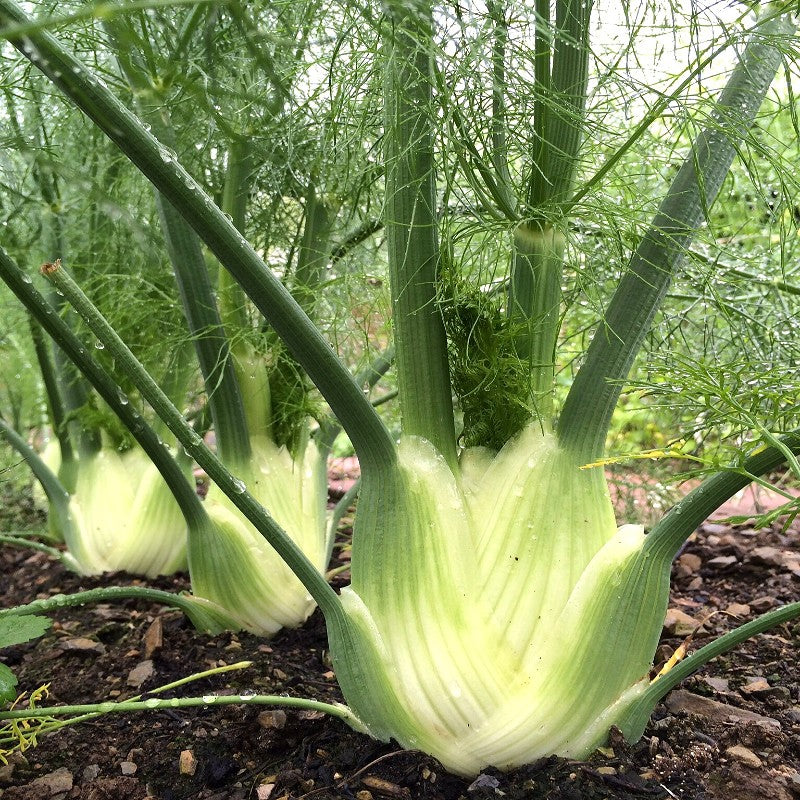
xmin=192 ymin=436 xmax=329 ymax=636
xmin=66 ymin=446 xmax=188 ymax=577
xmin=329 ymin=424 xmax=668 ymax=776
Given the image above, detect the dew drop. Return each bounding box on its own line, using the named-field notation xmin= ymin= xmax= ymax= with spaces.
xmin=232 ymin=479 xmax=247 ymax=494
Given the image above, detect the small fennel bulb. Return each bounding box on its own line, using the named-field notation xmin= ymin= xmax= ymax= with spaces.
xmin=191 ymin=435 xmax=329 ymax=636
xmin=67 ymin=446 xmax=188 ymax=577
xmin=328 ymin=424 xmax=669 ymax=776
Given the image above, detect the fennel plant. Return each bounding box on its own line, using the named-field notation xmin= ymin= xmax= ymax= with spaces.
xmin=0 ymin=0 xmax=799 ymax=778
xmin=0 ymin=89 xmax=190 ymax=577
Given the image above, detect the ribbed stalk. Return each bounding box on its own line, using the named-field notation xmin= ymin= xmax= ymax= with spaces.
xmin=510 ymin=0 xmax=593 ymax=425
xmin=106 ymin=17 xmax=251 ymax=466
xmin=0 ymin=0 xmax=395 ymax=472
xmin=557 ymin=10 xmax=794 ymax=462
xmin=219 ymin=137 xmax=254 ymax=332
xmin=487 ymin=0 xmax=515 ymax=213
xmin=384 ymin=0 xmax=456 ymax=466
xmin=217 ymin=137 xmax=275 ymax=441
xmin=529 ymin=0 xmax=551 ymax=209
xmin=37 ymin=259 xmax=340 ymax=616
xmin=293 ymin=180 xmax=333 ymax=318
xmin=156 ymin=192 xmax=252 ymax=464
xmin=527 ymin=0 xmax=593 ymax=210
xmin=508 ymin=224 xmax=564 ymax=421
xmin=261 ymin=178 xmax=334 ymax=453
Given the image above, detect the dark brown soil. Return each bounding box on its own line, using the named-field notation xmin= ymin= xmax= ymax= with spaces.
xmin=1 ymin=484 xmax=800 ymax=800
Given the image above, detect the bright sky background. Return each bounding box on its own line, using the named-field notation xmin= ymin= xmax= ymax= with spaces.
xmin=593 ymin=0 xmax=752 ymax=84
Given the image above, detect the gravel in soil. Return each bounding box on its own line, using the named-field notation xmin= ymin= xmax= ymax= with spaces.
xmin=1 ymin=498 xmax=800 ymax=800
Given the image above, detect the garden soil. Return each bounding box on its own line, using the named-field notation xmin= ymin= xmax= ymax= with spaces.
xmin=1 ymin=476 xmax=800 ymax=800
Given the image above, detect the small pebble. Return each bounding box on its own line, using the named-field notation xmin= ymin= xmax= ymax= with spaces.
xmin=179 ymin=750 xmax=198 ymax=776
xmin=256 ymin=782 xmax=275 ymax=799
xmin=725 ymin=602 xmax=751 ymax=617
xmin=676 ymin=553 xmax=702 ymax=576
xmin=725 ymin=744 xmax=762 ymax=768
xmin=707 ymin=555 xmax=738 ymax=569
xmin=747 ymin=684 xmax=792 ymax=708
xmin=750 ymin=596 xmax=776 ymax=612
xmin=127 ymin=659 xmax=155 ymax=688
xmin=749 ymin=546 xmax=784 ymax=566
xmin=701 ymin=523 xmax=728 ymax=535
xmin=143 ymin=617 xmax=163 ymax=659
xmin=703 ymin=676 xmax=730 ymax=693
xmin=741 ymin=678 xmax=770 ymax=694
xmin=468 ymin=774 xmax=501 ymax=792
xmin=663 ymin=608 xmax=698 ymax=636
xmin=59 ymin=637 xmax=106 ymax=655
xmin=258 ymin=710 xmax=287 ymax=730
xmin=32 ymin=767 xmax=73 ymax=795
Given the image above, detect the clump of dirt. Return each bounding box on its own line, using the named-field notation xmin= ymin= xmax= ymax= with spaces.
xmin=1 ymin=508 xmax=800 ymax=799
